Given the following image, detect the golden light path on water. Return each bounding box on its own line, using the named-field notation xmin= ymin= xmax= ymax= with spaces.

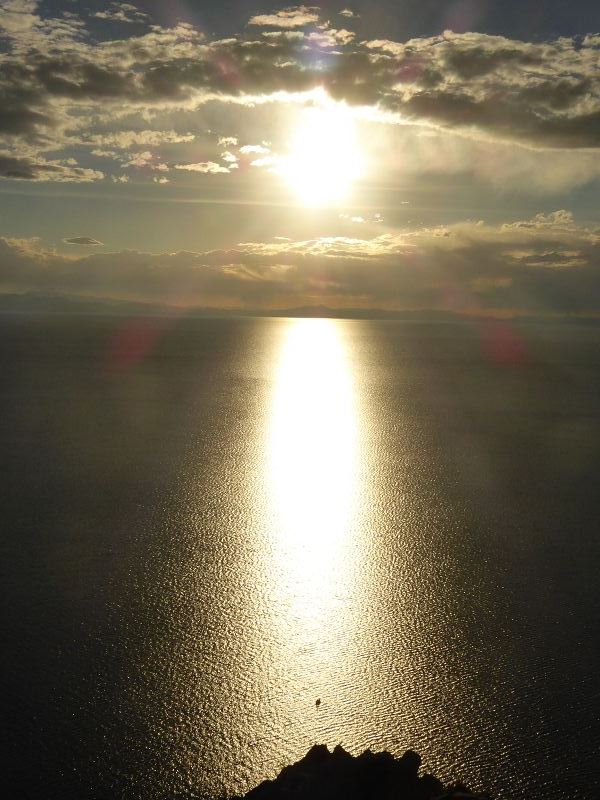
xmin=254 ymin=319 xmax=490 ymax=790
xmin=267 ymin=318 xmax=359 ymax=621
xmin=262 ymin=318 xmax=369 ymax=724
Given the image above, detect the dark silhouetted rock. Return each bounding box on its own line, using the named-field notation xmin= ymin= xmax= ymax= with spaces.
xmin=236 ymin=744 xmax=490 ymax=800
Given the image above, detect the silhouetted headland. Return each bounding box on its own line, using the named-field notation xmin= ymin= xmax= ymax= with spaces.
xmin=236 ymin=744 xmax=489 ymax=800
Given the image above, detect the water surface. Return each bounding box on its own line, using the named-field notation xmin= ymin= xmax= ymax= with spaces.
xmin=1 ymin=315 xmax=599 ymax=799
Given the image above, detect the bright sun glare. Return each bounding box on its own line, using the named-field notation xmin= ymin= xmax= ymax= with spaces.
xmin=267 ymin=319 xmax=359 ymax=625
xmin=279 ymin=101 xmax=365 ymax=207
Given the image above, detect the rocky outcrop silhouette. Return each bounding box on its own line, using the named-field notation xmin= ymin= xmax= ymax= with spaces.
xmin=238 ymin=744 xmax=489 ymax=800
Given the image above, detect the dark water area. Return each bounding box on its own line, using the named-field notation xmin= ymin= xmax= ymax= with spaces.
xmin=1 ymin=314 xmax=599 ymax=799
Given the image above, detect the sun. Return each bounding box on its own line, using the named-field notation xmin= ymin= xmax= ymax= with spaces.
xmin=278 ymin=100 xmax=365 ymax=207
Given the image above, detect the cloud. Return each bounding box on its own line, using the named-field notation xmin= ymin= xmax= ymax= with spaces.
xmin=248 ymin=6 xmax=320 ymax=29
xmin=0 ymin=153 xmax=103 ymax=182
xmin=121 ymin=150 xmax=153 ymax=167
xmin=0 ymin=0 xmax=86 ymax=56
xmin=0 ymin=0 xmax=38 ymax=34
xmin=174 ymin=161 xmax=231 ymax=173
xmin=93 ymin=3 xmax=149 ymax=24
xmin=249 ymin=155 xmax=278 ymax=167
xmin=339 ymin=9 xmax=359 ymax=19
xmin=1 ymin=212 xmax=598 ymax=315
xmin=262 ymin=30 xmax=305 ymax=41
xmin=239 ymin=144 xmax=270 ymax=154
xmin=0 ymin=3 xmax=599 ymax=191
xmin=83 ymin=130 xmax=194 ymax=149
xmin=502 ymin=209 xmax=576 ymax=230
xmin=63 ymin=236 xmax=104 ymax=246
xmin=379 ymin=123 xmax=600 ymax=193
xmin=307 ymin=28 xmax=355 ymax=47
xmin=339 ymin=214 xmax=366 ymax=223
xmin=361 ymin=32 xmax=600 ymax=148
xmin=91 ymin=148 xmax=119 ymax=158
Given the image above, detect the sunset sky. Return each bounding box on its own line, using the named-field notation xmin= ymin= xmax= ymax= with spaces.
xmin=1 ymin=0 xmax=599 ymax=315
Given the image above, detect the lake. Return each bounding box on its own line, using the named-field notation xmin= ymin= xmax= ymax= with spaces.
xmin=1 ymin=314 xmax=599 ymax=799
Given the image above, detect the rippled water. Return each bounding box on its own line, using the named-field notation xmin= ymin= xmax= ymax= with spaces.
xmin=2 ymin=315 xmax=599 ymax=799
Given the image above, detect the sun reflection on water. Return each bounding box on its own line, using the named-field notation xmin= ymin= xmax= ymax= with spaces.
xmin=266 ymin=318 xmax=361 ymax=644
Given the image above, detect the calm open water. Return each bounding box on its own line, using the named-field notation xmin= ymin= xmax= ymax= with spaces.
xmin=1 ymin=315 xmax=599 ymax=799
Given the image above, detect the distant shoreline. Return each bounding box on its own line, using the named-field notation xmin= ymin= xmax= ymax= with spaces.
xmin=0 ymin=293 xmax=598 ymax=324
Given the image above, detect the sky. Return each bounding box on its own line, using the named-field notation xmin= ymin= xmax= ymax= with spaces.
xmin=0 ymin=0 xmax=599 ymax=316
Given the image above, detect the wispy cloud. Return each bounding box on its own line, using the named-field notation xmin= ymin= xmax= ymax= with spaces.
xmin=0 ymin=153 xmax=103 ymax=182
xmin=82 ymin=130 xmax=194 ymax=149
xmin=174 ymin=161 xmax=231 ymax=174
xmin=93 ymin=3 xmax=149 ymax=24
xmin=120 ymin=151 xmax=154 ymax=168
xmin=239 ymin=144 xmax=270 ymax=154
xmin=63 ymin=236 xmax=104 ymax=246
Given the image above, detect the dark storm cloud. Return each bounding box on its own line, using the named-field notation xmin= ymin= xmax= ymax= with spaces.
xmin=1 ymin=212 xmax=598 ymax=314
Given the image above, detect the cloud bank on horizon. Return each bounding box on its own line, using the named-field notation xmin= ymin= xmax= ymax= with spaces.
xmin=0 ymin=1 xmax=599 ymax=316
xmin=2 ymin=211 xmax=599 ymax=316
